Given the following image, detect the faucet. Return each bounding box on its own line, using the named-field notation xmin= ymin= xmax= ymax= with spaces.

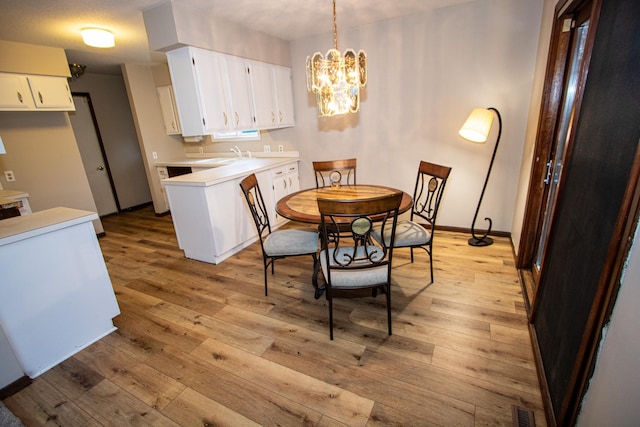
xmin=245 ymin=150 xmax=252 ymax=159
xmin=230 ymin=145 xmax=242 ymax=158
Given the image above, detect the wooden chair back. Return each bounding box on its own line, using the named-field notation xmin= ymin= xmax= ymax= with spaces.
xmin=313 ymin=158 xmax=357 ymax=188
xmin=410 ymin=161 xmax=451 ymax=230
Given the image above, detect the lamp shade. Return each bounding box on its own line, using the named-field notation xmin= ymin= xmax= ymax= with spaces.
xmin=0 ymin=136 xmax=6 ymax=154
xmin=81 ymin=28 xmax=115 ymax=48
xmin=459 ymin=107 xmax=495 ymax=143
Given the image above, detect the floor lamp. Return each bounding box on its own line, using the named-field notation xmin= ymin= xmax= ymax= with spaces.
xmin=459 ymin=107 xmax=502 ymax=247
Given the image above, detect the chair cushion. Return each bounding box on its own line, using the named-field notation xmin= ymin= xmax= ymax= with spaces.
xmin=372 ymin=220 xmax=431 ymax=247
xmin=320 ymin=247 xmax=389 ymax=289
xmin=263 ymin=229 xmax=318 ymax=256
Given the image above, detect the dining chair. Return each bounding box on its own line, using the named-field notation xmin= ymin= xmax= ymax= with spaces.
xmin=313 ymin=158 xmax=357 ymax=188
xmin=317 ymin=191 xmax=403 ymax=340
xmin=372 ymin=161 xmax=451 ymax=283
xmin=239 ymin=173 xmax=319 ymax=296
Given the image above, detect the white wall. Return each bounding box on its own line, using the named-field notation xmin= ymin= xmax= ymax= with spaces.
xmin=268 ymin=0 xmax=544 ymax=232
xmin=0 ymin=112 xmax=103 ymax=233
xmin=122 ymin=63 xmax=187 ymax=214
xmin=577 ymin=226 xmax=640 ymax=425
xmin=69 ymin=73 xmax=152 ymax=210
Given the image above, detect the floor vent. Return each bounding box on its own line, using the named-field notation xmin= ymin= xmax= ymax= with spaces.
xmin=512 ymin=405 xmax=536 ymax=427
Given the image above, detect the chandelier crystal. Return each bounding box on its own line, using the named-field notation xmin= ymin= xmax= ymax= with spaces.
xmin=306 ymin=0 xmax=367 ymax=117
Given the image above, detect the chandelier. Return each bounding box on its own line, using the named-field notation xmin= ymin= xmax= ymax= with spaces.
xmin=306 ymin=0 xmax=367 ymax=117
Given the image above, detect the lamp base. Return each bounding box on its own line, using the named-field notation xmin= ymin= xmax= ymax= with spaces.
xmin=468 ymin=236 xmax=494 ymax=247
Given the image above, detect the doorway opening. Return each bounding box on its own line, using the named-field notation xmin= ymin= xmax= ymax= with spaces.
xmin=69 ymin=93 xmax=120 ymax=216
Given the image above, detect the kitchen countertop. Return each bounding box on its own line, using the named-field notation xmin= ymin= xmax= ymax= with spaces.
xmin=160 ymin=157 xmax=299 ymax=187
xmin=0 ymin=207 xmax=98 ymax=245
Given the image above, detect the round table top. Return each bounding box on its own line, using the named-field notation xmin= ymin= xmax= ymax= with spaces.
xmin=276 ymin=184 xmax=413 ymax=224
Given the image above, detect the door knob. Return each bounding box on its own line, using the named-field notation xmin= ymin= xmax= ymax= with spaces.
xmin=97 ymin=165 xmax=104 ymax=170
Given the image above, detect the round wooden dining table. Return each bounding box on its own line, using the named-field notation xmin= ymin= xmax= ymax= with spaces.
xmin=276 ymin=184 xmax=413 ymax=299
xmin=275 ymin=184 xmax=413 ymax=224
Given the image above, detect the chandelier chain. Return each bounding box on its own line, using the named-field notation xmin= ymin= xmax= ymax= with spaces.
xmin=333 ymin=0 xmax=338 ymax=51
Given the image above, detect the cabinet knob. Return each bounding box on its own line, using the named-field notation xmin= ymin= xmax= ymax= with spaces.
xmin=97 ymin=165 xmax=105 ymax=171
xmin=38 ymin=91 xmax=44 ymax=104
xmin=17 ymin=91 xmax=24 ymax=104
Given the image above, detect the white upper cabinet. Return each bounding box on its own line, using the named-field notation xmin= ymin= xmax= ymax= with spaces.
xmin=249 ymin=61 xmax=277 ymax=129
xmin=166 ymin=46 xmax=296 ymax=136
xmin=0 ymin=73 xmax=74 ymax=111
xmin=222 ymin=55 xmax=254 ymax=130
xmin=248 ymin=61 xmax=295 ymax=130
xmin=166 ymin=46 xmax=255 ymax=137
xmin=156 ymin=85 xmax=181 ymax=135
xmin=0 ymin=74 xmax=35 ymax=110
xmin=166 ymin=47 xmax=225 ymax=136
xmin=27 ymin=75 xmax=75 ymax=110
xmin=272 ymin=65 xmax=295 ymax=128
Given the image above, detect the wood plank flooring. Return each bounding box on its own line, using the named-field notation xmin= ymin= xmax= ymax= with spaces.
xmin=3 ymin=206 xmax=546 ymax=426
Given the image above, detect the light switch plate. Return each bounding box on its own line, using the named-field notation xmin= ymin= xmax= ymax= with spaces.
xmin=264 ymin=145 xmax=271 ymax=152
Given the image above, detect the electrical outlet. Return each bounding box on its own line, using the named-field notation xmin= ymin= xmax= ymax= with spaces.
xmin=152 ymin=151 xmax=158 ymax=160
xmin=198 ymin=147 xmax=204 ymax=154
xmin=5 ymin=171 xmax=16 ymax=182
xmin=264 ymin=145 xmax=271 ymax=152
xmin=278 ymin=144 xmax=284 ymax=152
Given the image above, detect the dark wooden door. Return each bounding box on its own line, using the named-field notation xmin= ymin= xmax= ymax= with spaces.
xmin=520 ymin=0 xmax=640 ymax=425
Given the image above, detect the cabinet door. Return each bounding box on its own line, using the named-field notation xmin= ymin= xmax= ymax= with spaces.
xmin=166 ymin=47 xmax=228 ymax=136
xmin=192 ymin=49 xmax=230 ymax=133
xmin=0 ymin=74 xmax=35 ymax=110
xmin=271 ymin=166 xmax=289 ymax=226
xmin=167 ymin=47 xmax=206 ymax=136
xmin=27 ymin=75 xmax=75 ymax=110
xmin=285 ymin=162 xmax=300 ymax=194
xmin=156 ymin=85 xmax=181 ymax=134
xmin=273 ymin=66 xmax=295 ymax=127
xmin=249 ymin=61 xmax=277 ymax=129
xmin=271 ymin=162 xmax=300 ymax=226
xmin=223 ymin=55 xmax=254 ymax=130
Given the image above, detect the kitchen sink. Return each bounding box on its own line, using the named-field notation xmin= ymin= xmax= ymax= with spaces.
xmin=191 ymin=157 xmax=248 ymax=166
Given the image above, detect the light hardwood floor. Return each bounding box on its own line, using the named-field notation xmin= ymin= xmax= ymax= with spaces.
xmin=4 ymin=206 xmax=546 ymax=426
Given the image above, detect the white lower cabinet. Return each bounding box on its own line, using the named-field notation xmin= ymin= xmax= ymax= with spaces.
xmin=272 ymin=162 xmax=300 ymax=226
xmin=164 ymin=161 xmax=299 ymax=264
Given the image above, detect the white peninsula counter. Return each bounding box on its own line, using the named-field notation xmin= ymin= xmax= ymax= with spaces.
xmin=162 ymin=157 xmax=300 ymax=264
xmin=0 ymin=207 xmax=120 ymax=380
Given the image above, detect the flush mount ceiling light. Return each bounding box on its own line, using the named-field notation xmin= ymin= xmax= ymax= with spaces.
xmin=81 ymin=28 xmax=115 ymax=48
xmin=306 ymin=0 xmax=367 ymax=117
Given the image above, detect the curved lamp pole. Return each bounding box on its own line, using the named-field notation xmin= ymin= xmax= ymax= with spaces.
xmin=459 ymin=107 xmax=502 ymax=247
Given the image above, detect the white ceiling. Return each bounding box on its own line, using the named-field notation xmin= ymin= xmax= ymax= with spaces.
xmin=0 ymin=0 xmax=471 ymax=75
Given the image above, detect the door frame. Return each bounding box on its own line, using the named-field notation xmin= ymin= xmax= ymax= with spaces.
xmin=516 ymin=0 xmax=598 ymax=314
xmin=71 ymin=92 xmax=121 ymax=214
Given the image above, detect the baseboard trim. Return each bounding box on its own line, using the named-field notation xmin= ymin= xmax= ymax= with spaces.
xmin=0 ymin=376 xmax=31 ymax=400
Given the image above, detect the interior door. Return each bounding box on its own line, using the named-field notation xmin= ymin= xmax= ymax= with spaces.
xmin=69 ymin=94 xmax=119 ymax=216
